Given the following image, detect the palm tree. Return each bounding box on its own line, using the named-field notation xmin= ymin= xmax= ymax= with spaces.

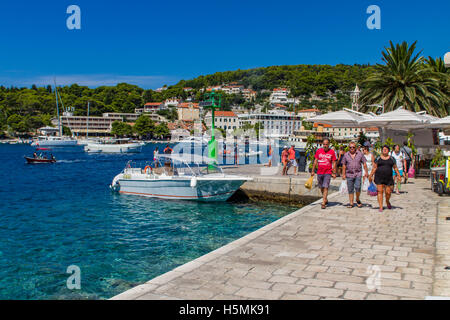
xmin=425 ymin=56 xmax=450 ymax=116
xmin=360 ymin=41 xmax=449 ymax=117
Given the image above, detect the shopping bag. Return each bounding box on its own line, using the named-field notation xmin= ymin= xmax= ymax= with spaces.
xmin=362 ymin=178 xmax=370 ymax=192
xmin=408 ymin=166 xmax=415 ymax=178
xmin=367 ymin=182 xmax=378 ymax=196
xmin=305 ymin=176 xmax=313 ymax=189
xmin=339 ymin=181 xmax=348 ymax=194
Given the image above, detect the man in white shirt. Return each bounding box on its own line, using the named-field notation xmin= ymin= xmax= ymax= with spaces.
xmin=391 ymin=144 xmax=407 ymax=194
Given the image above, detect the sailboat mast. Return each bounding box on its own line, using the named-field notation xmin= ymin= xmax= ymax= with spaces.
xmin=54 ymin=80 xmax=62 ymax=137
xmin=87 ymin=101 xmax=90 ymax=139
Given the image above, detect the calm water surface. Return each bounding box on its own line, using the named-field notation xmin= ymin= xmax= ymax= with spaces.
xmin=0 ymin=143 xmax=295 ymax=299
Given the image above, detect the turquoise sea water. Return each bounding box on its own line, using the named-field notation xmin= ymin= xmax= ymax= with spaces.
xmin=0 ymin=143 xmax=294 ymax=299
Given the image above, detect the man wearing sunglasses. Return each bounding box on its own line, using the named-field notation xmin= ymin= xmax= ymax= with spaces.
xmin=311 ymin=138 xmax=337 ymax=209
xmin=341 ymin=141 xmax=369 ymax=208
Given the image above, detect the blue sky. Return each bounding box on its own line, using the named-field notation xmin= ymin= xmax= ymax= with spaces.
xmin=0 ymin=0 xmax=448 ymax=89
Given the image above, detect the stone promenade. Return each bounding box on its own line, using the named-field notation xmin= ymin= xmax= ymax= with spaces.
xmin=112 ymin=178 xmax=449 ymax=300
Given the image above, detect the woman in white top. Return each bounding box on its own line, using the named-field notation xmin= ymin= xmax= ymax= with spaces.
xmin=362 ymin=145 xmax=374 ymax=186
xmin=390 ymin=144 xmax=406 ymax=194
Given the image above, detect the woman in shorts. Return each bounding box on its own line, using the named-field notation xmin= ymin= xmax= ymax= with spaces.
xmin=369 ymin=145 xmax=401 ymax=212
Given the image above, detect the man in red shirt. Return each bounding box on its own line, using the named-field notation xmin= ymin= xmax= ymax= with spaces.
xmin=311 ymin=138 xmax=337 ymax=209
xmin=287 ymin=145 xmax=297 ymax=175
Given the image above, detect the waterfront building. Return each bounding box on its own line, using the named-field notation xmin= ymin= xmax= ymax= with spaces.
xmin=168 ymin=120 xmax=204 ymax=140
xmin=298 ymin=108 xmax=322 ymax=119
xmin=238 ymin=110 xmax=303 ymax=138
xmin=313 ymin=123 xmax=379 ymax=142
xmin=38 ymin=126 xmax=59 ymax=136
xmin=177 ymin=102 xmax=200 ymax=121
xmin=291 ymin=128 xmax=331 ymax=145
xmin=204 ymin=111 xmax=239 ymax=132
xmin=55 ymin=113 xmax=166 ymax=136
xmin=365 ymin=127 xmax=380 ymax=140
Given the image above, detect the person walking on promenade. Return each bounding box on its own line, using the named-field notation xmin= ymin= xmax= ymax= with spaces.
xmin=390 ymin=144 xmax=407 ymax=194
xmin=341 ymin=141 xmax=369 ymax=208
xmin=311 ymin=138 xmax=337 ymax=209
xmin=336 ymin=146 xmax=345 ymax=177
xmin=265 ymin=144 xmax=273 ymax=167
xmin=281 ymin=146 xmax=289 ymax=175
xmin=369 ymin=145 xmax=401 ymax=212
xmin=287 ymin=145 xmax=297 ymax=175
xmin=401 ymin=141 xmax=413 ymax=184
xmin=362 ymin=145 xmax=374 ymax=186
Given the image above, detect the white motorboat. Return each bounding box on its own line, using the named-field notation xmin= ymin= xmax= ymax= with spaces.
xmin=31 ymin=136 xmax=78 ymax=147
xmin=110 ymin=154 xmax=252 ymax=201
xmin=84 ymin=138 xmax=145 ymax=153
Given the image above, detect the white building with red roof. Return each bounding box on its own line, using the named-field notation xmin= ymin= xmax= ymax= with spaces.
xmin=164 ymin=98 xmax=180 ymax=107
xmin=297 ymin=108 xmax=322 ymax=119
xmin=269 ymin=87 xmax=299 ymax=104
xmin=242 ymin=88 xmax=257 ymax=101
xmin=135 ymin=102 xmax=164 ymax=113
xmin=221 ymin=85 xmax=244 ymax=95
xmin=204 ymin=110 xmax=239 ymax=132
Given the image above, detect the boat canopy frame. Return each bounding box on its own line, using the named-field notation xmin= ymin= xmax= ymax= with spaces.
xmin=123 ymin=154 xmax=223 ymax=177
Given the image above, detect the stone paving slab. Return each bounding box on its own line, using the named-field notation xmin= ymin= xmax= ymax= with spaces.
xmin=111 ymin=178 xmax=449 ymax=300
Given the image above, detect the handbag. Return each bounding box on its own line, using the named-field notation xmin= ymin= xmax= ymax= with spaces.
xmin=305 ymin=176 xmax=314 ymax=189
xmin=339 ymin=181 xmax=348 ymax=194
xmin=367 ymin=182 xmax=378 ymax=196
xmin=408 ymin=165 xmax=415 ymax=178
xmin=362 ymin=178 xmax=370 ymax=192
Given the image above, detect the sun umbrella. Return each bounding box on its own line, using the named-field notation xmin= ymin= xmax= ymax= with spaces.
xmin=359 ymin=107 xmax=431 ymax=130
xmin=428 ymin=116 xmax=450 ymax=129
xmin=307 ymin=109 xmax=373 ymax=128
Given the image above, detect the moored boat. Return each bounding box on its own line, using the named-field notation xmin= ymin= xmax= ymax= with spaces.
xmin=31 ymin=136 xmax=78 ymax=147
xmin=110 ymin=154 xmax=252 ymax=201
xmin=84 ymin=138 xmax=145 ymax=153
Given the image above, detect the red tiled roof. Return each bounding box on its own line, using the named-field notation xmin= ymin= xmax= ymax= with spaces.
xmin=275 ymin=104 xmax=287 ymax=108
xmin=365 ymin=127 xmax=379 ymax=132
xmin=298 ymin=108 xmax=320 ymax=112
xmin=178 ymin=102 xmax=199 ymax=109
xmin=314 ymin=122 xmax=332 ymax=128
xmin=273 ymin=88 xmax=288 ymax=91
xmin=144 ymin=102 xmax=162 ymax=106
xmin=214 ymin=111 xmax=237 ymax=117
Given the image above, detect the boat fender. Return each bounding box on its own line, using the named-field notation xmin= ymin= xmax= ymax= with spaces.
xmin=144 ymin=165 xmax=152 ymax=174
xmin=190 ymin=177 xmax=197 ymax=188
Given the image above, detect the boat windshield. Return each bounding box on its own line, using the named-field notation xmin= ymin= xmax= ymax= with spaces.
xmin=124 ymin=155 xmax=223 ymax=177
